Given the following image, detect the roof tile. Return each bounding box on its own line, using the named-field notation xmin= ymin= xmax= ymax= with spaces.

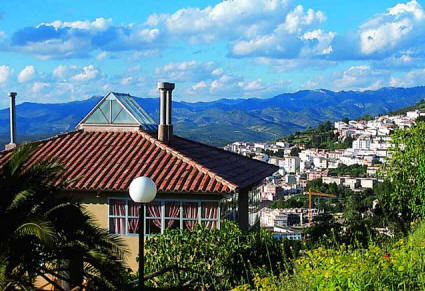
xmin=0 ymin=130 xmax=277 ymax=194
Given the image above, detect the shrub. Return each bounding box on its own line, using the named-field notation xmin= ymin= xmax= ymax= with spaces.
xmin=234 ymin=221 xmax=425 ymax=290
xmin=143 ymin=220 xmax=300 ymax=289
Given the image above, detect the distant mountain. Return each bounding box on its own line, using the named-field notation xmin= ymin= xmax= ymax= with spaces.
xmin=1 ymin=86 xmax=425 ymax=147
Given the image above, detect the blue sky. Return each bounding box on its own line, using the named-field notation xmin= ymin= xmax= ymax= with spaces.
xmin=0 ymin=0 xmax=425 ymax=107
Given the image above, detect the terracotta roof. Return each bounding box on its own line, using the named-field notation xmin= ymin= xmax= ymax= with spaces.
xmin=0 ymin=130 xmax=277 ymax=194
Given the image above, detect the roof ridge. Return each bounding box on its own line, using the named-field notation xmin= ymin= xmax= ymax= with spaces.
xmin=137 ymin=131 xmax=239 ymax=191
xmin=175 ymin=134 xmax=281 ymax=167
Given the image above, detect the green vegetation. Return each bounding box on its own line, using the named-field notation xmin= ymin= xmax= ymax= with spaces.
xmin=144 ymin=221 xmax=300 ymax=289
xmin=377 ymin=121 xmax=425 ymax=234
xmin=234 ymin=221 xmax=425 ymax=290
xmin=233 ymin=120 xmax=425 ymax=290
xmin=356 ymin=114 xmax=374 ymax=121
xmin=270 ymin=194 xmax=307 ymax=209
xmin=328 ymin=164 xmax=367 ymax=177
xmin=283 ymin=121 xmax=353 ymax=150
xmin=290 ymin=147 xmax=301 ymax=157
xmin=263 ymin=149 xmax=285 ymax=158
xmin=0 ymin=144 xmax=131 ymax=290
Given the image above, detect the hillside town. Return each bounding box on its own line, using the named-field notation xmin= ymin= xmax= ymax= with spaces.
xmin=224 ymin=109 xmax=425 ymax=239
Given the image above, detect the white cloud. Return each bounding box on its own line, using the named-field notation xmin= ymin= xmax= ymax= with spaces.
xmin=0 ymin=65 xmax=11 ymax=83
xmin=334 ymin=0 xmax=425 ymax=61
xmin=53 ymin=65 xmax=68 ymax=79
xmin=17 ymin=66 xmax=36 ymax=83
xmin=96 ymin=51 xmax=108 ymax=60
xmin=70 ymin=65 xmax=99 ymax=81
xmin=304 ymin=65 xmax=391 ymax=91
xmin=282 ymin=5 xmax=326 ymax=34
xmin=390 ymin=67 xmax=425 ymax=87
xmin=42 ymin=18 xmax=113 ymax=31
xmin=228 ymin=4 xmax=330 ymax=58
xmin=192 ymin=81 xmax=207 ymax=90
xmin=238 ymin=79 xmax=264 ymax=90
xmin=155 ymin=60 xmax=218 ymax=82
xmin=6 ymin=17 xmax=161 ymax=59
xmin=32 ymin=81 xmax=49 ymax=93
xmin=333 ymin=65 xmax=388 ymax=91
xmin=156 ymin=0 xmax=292 ymax=43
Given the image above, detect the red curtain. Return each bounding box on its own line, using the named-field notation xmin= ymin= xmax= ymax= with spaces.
xmin=147 ymin=202 xmax=161 ymax=228
xmin=127 ymin=202 xmax=139 ymax=233
xmin=166 ymin=202 xmax=180 ymax=227
xmin=202 ymin=202 xmax=218 ymax=229
xmin=128 ymin=201 xmax=139 ymax=216
xmin=109 ymin=199 xmax=126 ymax=234
xmin=183 ymin=202 xmax=198 ymax=231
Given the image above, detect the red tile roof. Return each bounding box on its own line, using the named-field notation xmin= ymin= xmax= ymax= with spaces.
xmin=0 ymin=130 xmax=277 ymax=194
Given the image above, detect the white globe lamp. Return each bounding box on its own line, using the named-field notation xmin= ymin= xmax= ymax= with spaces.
xmin=129 ymin=176 xmax=157 ymax=203
xmin=129 ymin=176 xmax=157 ymax=289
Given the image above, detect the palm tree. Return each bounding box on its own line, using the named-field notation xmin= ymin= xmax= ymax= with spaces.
xmin=0 ymin=144 xmax=132 ymax=290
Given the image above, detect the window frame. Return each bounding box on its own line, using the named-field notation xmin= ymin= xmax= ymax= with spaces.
xmin=107 ymin=198 xmax=221 ymax=236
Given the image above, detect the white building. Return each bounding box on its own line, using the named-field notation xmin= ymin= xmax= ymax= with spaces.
xmin=283 ymin=157 xmax=301 ymax=173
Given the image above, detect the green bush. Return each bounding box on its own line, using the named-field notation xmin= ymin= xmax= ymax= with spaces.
xmin=143 ymin=220 xmax=300 ymax=289
xmin=234 ymin=220 xmax=425 ymax=290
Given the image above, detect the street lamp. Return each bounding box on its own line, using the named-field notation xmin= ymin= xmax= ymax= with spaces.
xmin=129 ymin=177 xmax=157 ymax=290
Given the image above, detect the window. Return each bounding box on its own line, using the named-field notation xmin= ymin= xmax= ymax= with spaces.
xmin=108 ymin=199 xmax=220 ymax=236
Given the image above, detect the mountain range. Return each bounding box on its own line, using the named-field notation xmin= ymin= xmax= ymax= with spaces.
xmin=1 ymin=86 xmax=425 ymax=147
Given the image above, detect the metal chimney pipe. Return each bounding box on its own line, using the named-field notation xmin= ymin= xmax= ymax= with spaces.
xmin=157 ymin=82 xmax=175 ymax=143
xmin=6 ymin=92 xmax=17 ymax=150
xmin=165 ymin=83 xmax=175 ymax=140
xmin=165 ymin=85 xmax=174 ymax=125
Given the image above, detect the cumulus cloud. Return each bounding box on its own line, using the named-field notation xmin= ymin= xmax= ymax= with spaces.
xmin=149 ymin=0 xmax=292 ymax=43
xmin=304 ymin=65 xmax=392 ymax=91
xmin=227 ymin=4 xmax=331 ymax=58
xmin=390 ymin=68 xmax=425 ymax=87
xmin=32 ymin=81 xmax=49 ymax=93
xmin=5 ymin=17 xmax=161 ymax=59
xmin=333 ymin=0 xmax=425 ymax=61
xmin=70 ymin=65 xmax=100 ymax=81
xmin=17 ymin=65 xmax=36 ymax=83
xmin=0 ymin=0 xmax=331 ymax=61
xmin=154 ymin=61 xmax=218 ymax=82
xmin=0 ymin=65 xmax=11 ymax=83
xmin=333 ymin=65 xmax=387 ymax=91
xmin=1 ymin=0 xmax=425 ymax=68
xmin=52 ymin=64 xmax=102 ymax=82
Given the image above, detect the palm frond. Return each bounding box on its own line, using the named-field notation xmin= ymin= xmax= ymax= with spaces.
xmin=7 ymin=189 xmax=34 ymax=211
xmin=6 ymin=143 xmax=37 ymax=176
xmin=14 ymin=220 xmax=55 ymax=243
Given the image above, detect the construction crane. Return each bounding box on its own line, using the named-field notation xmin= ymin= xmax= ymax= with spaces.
xmin=304 ymin=188 xmax=337 ymax=225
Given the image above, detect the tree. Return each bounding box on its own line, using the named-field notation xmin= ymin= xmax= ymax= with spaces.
xmin=378 ymin=121 xmax=425 ymax=234
xmin=0 ymin=144 xmax=131 ymax=290
xmin=416 ymin=116 xmax=425 ymax=123
xmin=290 ymin=147 xmax=301 ymax=157
xmin=342 ymin=117 xmax=350 ymax=124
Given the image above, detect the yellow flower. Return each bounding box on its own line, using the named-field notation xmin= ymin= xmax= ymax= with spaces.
xmin=324 ymin=271 xmax=330 ymax=278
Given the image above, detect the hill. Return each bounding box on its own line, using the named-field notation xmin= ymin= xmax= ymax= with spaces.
xmin=1 ymin=86 xmax=425 ymax=147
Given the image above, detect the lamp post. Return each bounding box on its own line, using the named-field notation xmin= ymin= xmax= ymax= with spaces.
xmin=129 ymin=177 xmax=157 ymax=290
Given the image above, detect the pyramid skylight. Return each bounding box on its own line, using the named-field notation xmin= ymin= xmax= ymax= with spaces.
xmin=77 ymin=92 xmax=157 ymax=131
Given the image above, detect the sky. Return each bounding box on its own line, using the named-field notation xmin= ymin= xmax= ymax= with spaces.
xmin=1 ymin=0 xmax=425 ymax=107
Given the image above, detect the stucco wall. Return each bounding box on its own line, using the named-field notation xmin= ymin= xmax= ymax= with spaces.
xmin=75 ymin=193 xmax=140 ymax=272
xmin=72 ymin=191 xmax=227 ymax=273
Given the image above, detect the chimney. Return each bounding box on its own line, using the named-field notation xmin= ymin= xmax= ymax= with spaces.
xmin=157 ymin=82 xmax=175 ymax=143
xmin=5 ymin=92 xmax=17 ymax=150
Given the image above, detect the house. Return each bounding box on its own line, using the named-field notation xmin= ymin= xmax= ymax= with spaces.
xmin=0 ymin=83 xmax=277 ymax=271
